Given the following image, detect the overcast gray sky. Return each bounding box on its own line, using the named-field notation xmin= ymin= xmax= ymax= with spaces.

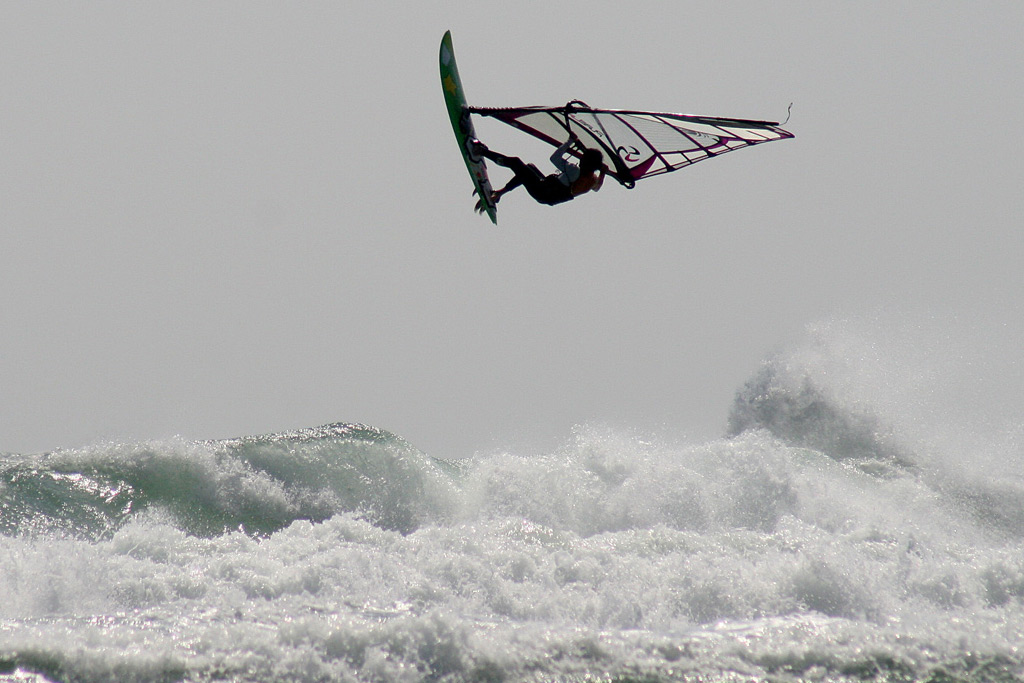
xmin=2 ymin=2 xmax=1022 ymax=458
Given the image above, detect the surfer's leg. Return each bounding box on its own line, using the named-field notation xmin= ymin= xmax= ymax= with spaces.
xmin=491 ymin=175 xmax=523 ymax=203
xmin=473 ymin=143 xmax=553 ymax=204
xmin=478 ymin=147 xmax=522 ymax=169
xmin=503 ymin=163 xmax=560 ymax=204
xmin=489 ymin=160 xmax=546 ymax=203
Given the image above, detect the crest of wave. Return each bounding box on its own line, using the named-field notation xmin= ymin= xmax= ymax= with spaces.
xmin=5 ymin=423 xmax=459 ymax=538
xmin=725 ymin=312 xmax=1024 ymax=539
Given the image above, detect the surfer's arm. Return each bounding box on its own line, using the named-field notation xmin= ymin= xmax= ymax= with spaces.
xmin=550 ymin=139 xmax=575 ymax=171
xmin=550 ymin=140 xmax=581 ymax=185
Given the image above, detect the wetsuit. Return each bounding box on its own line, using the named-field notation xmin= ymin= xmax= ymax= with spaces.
xmin=481 ymin=140 xmax=581 ymax=206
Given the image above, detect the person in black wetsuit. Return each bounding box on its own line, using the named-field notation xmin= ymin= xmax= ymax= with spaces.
xmin=471 ymin=138 xmax=605 ymax=212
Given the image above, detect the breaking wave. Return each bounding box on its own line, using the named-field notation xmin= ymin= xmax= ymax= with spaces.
xmin=1 ymin=423 xmax=460 ymax=538
xmin=2 ymin=314 xmax=1024 ymax=682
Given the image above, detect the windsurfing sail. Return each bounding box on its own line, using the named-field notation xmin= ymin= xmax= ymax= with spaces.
xmin=468 ymin=101 xmax=793 ymax=189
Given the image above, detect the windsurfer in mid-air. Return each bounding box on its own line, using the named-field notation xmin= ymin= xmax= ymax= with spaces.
xmin=470 ymin=135 xmax=605 ymax=213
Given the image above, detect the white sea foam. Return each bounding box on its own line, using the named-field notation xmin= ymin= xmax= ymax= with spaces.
xmin=2 ymin=315 xmax=1024 ymax=681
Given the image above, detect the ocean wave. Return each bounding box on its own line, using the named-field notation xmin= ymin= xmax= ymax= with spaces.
xmin=726 ymin=350 xmax=916 ymax=472
xmin=3 ymin=316 xmax=1024 ymax=681
xmin=0 ymin=423 xmax=459 ymax=538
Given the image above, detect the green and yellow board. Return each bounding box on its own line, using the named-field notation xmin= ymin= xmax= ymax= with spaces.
xmin=439 ymin=31 xmax=497 ymax=224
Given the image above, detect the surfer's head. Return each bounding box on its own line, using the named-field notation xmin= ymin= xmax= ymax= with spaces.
xmin=580 ymin=148 xmax=603 ymax=173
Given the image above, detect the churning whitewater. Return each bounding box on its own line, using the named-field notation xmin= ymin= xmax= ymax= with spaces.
xmin=2 ymin=318 xmax=1024 ymax=682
